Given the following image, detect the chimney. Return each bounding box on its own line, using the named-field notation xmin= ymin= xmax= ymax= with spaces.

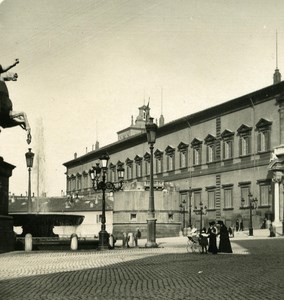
xmin=159 ymin=114 xmax=165 ymax=126
xmin=274 ymin=68 xmax=281 ymax=84
xmin=74 ymin=152 xmax=77 ymax=159
xmin=274 ymin=31 xmax=281 ymax=84
xmin=95 ymin=140 xmax=99 ymax=150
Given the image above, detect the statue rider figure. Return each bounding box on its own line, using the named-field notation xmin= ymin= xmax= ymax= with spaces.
xmin=0 ymin=59 xmax=31 ymax=144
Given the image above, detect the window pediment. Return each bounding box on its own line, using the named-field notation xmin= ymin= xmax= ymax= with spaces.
xmin=221 ymin=129 xmax=234 ymax=139
xmin=109 ymin=163 xmax=116 ymax=170
xmin=191 ymin=138 xmax=202 ymax=147
xmin=144 ymin=152 xmax=150 ymax=160
xmin=154 ymin=149 xmax=163 ymax=158
xmin=134 ymin=155 xmax=142 ymax=163
xmin=238 ymin=181 xmax=251 ymax=187
xmin=125 ymin=158 xmax=133 ymax=165
xmin=204 ymin=134 xmax=216 ymax=144
xmin=165 ymin=145 xmax=175 ymax=155
xmin=237 ymin=124 xmax=252 ymax=135
xmin=205 ymin=185 xmax=216 ymax=191
xmin=117 ymin=160 xmax=124 ymax=167
xmin=255 ymin=118 xmax=272 ymax=131
xmin=177 ymin=142 xmax=189 ymax=151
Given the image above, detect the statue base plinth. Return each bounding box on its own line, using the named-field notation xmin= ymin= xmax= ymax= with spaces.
xmin=0 ymin=157 xmax=16 ymax=253
xmin=0 ymin=215 xmax=15 ymax=253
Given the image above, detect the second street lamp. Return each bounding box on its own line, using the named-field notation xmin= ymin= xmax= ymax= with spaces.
xmin=241 ymin=192 xmax=258 ymax=236
xmin=89 ymin=153 xmax=124 ymax=250
xmin=188 ymin=190 xmax=192 ymax=228
xmin=25 ymin=148 xmax=35 ymax=213
xmin=179 ymin=199 xmax=186 ymax=235
xmin=194 ymin=202 xmax=207 ymax=233
xmin=145 ymin=117 xmax=158 ymax=248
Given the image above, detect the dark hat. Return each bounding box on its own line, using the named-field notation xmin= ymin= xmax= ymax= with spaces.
xmin=209 ymin=221 xmax=215 ymax=226
xmin=217 ymin=220 xmax=224 ymax=225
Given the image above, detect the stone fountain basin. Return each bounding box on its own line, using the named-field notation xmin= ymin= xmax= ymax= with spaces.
xmin=9 ymin=213 xmax=85 ymax=237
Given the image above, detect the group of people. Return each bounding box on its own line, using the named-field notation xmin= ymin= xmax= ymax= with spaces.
xmin=188 ymin=220 xmax=233 ymax=254
xmin=235 ymin=219 xmax=244 ymax=232
xmin=122 ymin=228 xmax=142 ymax=248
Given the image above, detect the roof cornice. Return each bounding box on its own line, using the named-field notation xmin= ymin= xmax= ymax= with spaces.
xmin=63 ymin=82 xmax=284 ymax=168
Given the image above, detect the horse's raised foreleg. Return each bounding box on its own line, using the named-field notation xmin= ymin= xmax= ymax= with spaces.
xmin=9 ymin=110 xmax=32 ymax=144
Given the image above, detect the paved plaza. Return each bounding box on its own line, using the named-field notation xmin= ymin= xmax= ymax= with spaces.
xmin=0 ymin=231 xmax=284 ymax=300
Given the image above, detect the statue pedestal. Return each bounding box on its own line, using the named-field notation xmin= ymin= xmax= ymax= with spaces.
xmin=0 ymin=157 xmax=15 ymax=253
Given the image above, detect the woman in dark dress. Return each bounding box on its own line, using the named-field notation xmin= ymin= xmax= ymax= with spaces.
xmin=207 ymin=221 xmax=218 ymax=254
xmin=217 ymin=220 xmax=233 ymax=253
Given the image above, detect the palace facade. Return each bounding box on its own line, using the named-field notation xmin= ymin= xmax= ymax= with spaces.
xmin=63 ymin=80 xmax=284 ymax=238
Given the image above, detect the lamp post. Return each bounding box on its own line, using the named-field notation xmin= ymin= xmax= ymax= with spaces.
xmin=194 ymin=202 xmax=207 ymax=233
xmin=241 ymin=192 xmax=258 ymax=236
xmin=89 ymin=153 xmax=124 ymax=250
xmin=25 ymin=148 xmax=34 ymax=213
xmin=188 ymin=190 xmax=192 ymax=228
xmin=179 ymin=199 xmax=186 ymax=235
xmin=145 ymin=117 xmax=158 ymax=248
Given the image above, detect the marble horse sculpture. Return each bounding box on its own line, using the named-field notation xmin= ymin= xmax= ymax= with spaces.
xmin=0 ymin=59 xmax=31 ymax=144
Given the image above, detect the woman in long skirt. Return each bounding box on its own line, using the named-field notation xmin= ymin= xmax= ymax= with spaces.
xmin=207 ymin=221 xmax=218 ymax=254
xmin=217 ymin=220 xmax=233 ymax=253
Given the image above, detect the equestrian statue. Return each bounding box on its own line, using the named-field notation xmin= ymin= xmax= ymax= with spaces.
xmin=0 ymin=59 xmax=31 ymax=144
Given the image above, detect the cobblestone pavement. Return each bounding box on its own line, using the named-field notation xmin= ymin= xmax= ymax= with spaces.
xmin=0 ymin=236 xmax=284 ymax=300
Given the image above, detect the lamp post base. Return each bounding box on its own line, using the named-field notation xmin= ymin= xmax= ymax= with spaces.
xmin=145 ymin=218 xmax=158 ymax=248
xmin=249 ymin=228 xmax=253 ymax=236
xmin=98 ymin=230 xmax=110 ymax=250
xmin=145 ymin=241 xmax=158 ymax=248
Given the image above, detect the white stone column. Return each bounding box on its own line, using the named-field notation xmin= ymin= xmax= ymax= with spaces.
xmin=272 ymin=171 xmax=283 ymax=227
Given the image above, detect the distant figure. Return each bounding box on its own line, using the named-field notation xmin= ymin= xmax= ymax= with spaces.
xmin=207 ymin=221 xmax=218 ymax=254
xmin=239 ymin=219 xmax=244 ymax=231
xmin=0 ymin=59 xmax=31 ymax=144
xmin=217 ymin=220 xmax=233 ymax=253
xmin=134 ymin=228 xmax=141 ymax=247
xmin=109 ymin=234 xmax=116 ymax=249
xmin=228 ymin=226 xmax=234 ymax=238
xmin=269 ymin=224 xmax=275 ymax=237
xmin=235 ymin=219 xmax=240 ymax=232
xmin=261 ymin=218 xmax=267 ymax=229
xmin=122 ymin=232 xmax=129 ymax=248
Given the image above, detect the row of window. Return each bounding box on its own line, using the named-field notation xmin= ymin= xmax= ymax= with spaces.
xmin=192 ymin=119 xmax=272 ymax=164
xmin=180 ymin=181 xmax=271 ymax=210
xmin=114 ymin=119 xmax=272 ymax=180
xmin=67 ymin=118 xmax=272 ymax=190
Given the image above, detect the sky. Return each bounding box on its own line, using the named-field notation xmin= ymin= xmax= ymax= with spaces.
xmin=0 ymin=0 xmax=284 ymax=196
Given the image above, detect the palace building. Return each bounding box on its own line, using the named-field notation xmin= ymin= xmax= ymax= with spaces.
xmin=63 ymin=73 xmax=284 ymax=238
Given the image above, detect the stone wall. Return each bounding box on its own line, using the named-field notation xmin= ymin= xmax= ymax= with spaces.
xmin=0 ymin=157 xmax=15 ymax=253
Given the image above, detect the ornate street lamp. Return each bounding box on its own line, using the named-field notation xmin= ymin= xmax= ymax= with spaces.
xmin=25 ymin=148 xmax=34 ymax=213
xmin=241 ymin=192 xmax=258 ymax=236
xmin=194 ymin=202 xmax=207 ymax=233
xmin=188 ymin=190 xmax=192 ymax=228
xmin=179 ymin=199 xmax=186 ymax=235
xmin=89 ymin=153 xmax=124 ymax=250
xmin=145 ymin=117 xmax=158 ymax=248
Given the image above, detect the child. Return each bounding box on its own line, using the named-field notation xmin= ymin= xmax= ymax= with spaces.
xmin=199 ymin=229 xmax=209 ymax=254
